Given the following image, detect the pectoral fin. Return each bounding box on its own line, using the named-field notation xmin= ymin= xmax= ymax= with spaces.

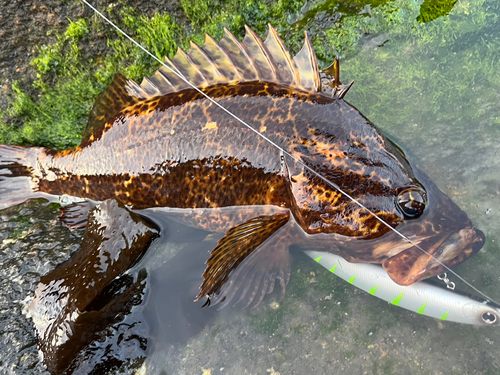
xmin=382 ymin=246 xmax=432 ymax=286
xmin=196 ymin=212 xmax=291 ymax=308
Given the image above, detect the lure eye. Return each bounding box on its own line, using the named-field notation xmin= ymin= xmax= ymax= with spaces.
xmin=482 ymin=311 xmax=497 ymax=324
xmin=396 ymin=188 xmax=427 ymax=219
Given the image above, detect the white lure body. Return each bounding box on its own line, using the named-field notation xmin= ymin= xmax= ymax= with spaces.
xmin=304 ymin=250 xmax=500 ymax=326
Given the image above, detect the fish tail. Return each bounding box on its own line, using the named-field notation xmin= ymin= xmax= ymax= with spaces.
xmin=0 ymin=145 xmax=43 ymax=208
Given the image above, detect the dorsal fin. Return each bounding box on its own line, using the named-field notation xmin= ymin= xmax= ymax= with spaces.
xmin=83 ymin=73 xmax=141 ymax=139
xmin=241 ymin=25 xmax=277 ymax=82
xmin=171 ymin=47 xmax=208 ymax=87
xmin=264 ymin=24 xmax=296 ymax=85
xmin=200 ymin=34 xmax=242 ymax=82
xmin=218 ymin=27 xmax=260 ymax=81
xmin=320 ymin=57 xmax=354 ymax=99
xmin=292 ymin=31 xmax=321 ymax=92
xmin=187 ymin=40 xmax=227 ymax=83
xmin=132 ymin=24 xmax=325 ymax=99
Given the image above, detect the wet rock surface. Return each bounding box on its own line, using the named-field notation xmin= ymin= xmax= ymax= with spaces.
xmin=0 ymin=200 xmax=81 ymax=374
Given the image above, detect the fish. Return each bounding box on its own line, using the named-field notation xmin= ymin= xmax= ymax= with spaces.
xmin=0 ymin=24 xmax=485 ymax=311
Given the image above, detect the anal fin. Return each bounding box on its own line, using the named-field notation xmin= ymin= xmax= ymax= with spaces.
xmin=196 ymin=212 xmax=292 ymax=309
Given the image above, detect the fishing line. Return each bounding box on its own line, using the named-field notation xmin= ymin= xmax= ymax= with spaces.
xmin=81 ymin=0 xmax=498 ymax=304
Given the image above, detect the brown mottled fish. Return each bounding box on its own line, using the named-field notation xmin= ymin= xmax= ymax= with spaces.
xmin=0 ymin=24 xmax=485 ymax=309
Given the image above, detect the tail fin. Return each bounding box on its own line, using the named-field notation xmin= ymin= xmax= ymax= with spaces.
xmin=0 ymin=145 xmax=44 ymax=208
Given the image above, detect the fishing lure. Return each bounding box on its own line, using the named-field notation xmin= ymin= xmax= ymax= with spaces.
xmin=305 ymin=250 xmax=500 ymax=325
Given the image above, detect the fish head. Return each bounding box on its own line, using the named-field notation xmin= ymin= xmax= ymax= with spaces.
xmin=288 ymin=100 xmax=484 ymax=285
xmin=324 ymin=165 xmax=486 ymax=286
xmin=379 ymin=168 xmax=485 ymax=286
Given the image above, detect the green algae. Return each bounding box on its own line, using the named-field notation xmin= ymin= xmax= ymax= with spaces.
xmin=6 ymin=213 xmax=33 ymax=241
xmin=0 ymin=10 xmax=182 ymax=150
xmin=339 ymin=0 xmax=500 ymax=140
xmin=0 ymin=18 xmax=100 ymax=149
xmin=292 ymin=323 xmax=309 ymax=334
xmin=179 ymin=0 xmax=304 ymax=43
xmin=372 ymin=358 xmax=395 ymax=375
xmin=2 ymin=200 xmax=61 ymax=240
xmin=31 ymin=19 xmax=90 ymax=76
xmin=246 ymin=254 xmax=313 ymax=336
xmin=344 ymin=349 xmax=357 ymax=359
xmin=248 ymin=304 xmax=284 ymax=336
xmin=0 ymin=18 xmax=94 ymax=149
xmin=202 ymin=325 xmax=221 ymax=350
xmin=417 ymin=0 xmax=459 ymax=23
xmin=113 ymin=7 xmax=182 ymax=77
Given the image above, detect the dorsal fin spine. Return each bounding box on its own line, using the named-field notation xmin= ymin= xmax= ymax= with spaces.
xmin=161 ymin=56 xmax=192 ymax=91
xmin=305 ymin=32 xmax=321 ymax=91
xmin=221 ymin=27 xmax=260 ymax=81
xmin=292 ymin=31 xmax=321 ymax=92
xmin=135 ymin=25 xmax=324 ymax=97
xmin=172 ymin=47 xmax=208 ymax=87
xmin=163 ymin=56 xmax=183 ymax=77
xmin=125 ymin=79 xmax=147 ymax=98
xmin=188 ymin=40 xmax=225 ymax=83
xmin=156 ymin=70 xmax=175 ymax=87
xmin=242 ymin=25 xmax=277 ymax=81
xmin=202 ymin=33 xmax=243 ymax=82
xmin=264 ymin=24 xmax=297 ymax=85
xmin=142 ymin=77 xmax=162 ymax=95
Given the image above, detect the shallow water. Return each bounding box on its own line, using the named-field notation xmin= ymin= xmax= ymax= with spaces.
xmin=2 ymin=0 xmax=500 ymax=374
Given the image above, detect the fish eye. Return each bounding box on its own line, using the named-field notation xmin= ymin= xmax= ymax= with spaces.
xmin=396 ymin=188 xmax=427 ymax=219
xmin=482 ymin=311 xmax=497 ymax=324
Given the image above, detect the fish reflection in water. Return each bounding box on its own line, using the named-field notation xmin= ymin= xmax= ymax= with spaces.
xmin=0 ymin=24 xmax=485 ymax=373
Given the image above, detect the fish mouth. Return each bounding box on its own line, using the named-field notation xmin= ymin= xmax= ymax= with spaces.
xmin=382 ymin=227 xmax=485 ymax=286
